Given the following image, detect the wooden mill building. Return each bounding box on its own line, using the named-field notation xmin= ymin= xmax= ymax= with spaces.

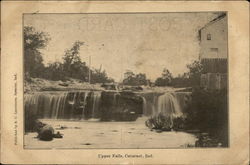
xmin=198 ymin=13 xmax=227 ymax=90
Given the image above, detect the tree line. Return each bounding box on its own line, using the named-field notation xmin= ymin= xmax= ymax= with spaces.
xmin=24 ymin=26 xmax=114 ymax=83
xmin=122 ymin=61 xmax=203 ymax=87
xmin=25 ymin=26 xmax=203 ymax=87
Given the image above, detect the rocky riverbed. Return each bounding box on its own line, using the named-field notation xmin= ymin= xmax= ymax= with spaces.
xmin=24 ymin=117 xmax=197 ymax=149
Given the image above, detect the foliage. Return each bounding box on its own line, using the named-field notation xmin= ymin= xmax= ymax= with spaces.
xmin=185 ymin=88 xmax=228 ymax=146
xmin=186 ymin=60 xmax=203 ymax=87
xmin=123 ymin=71 xmax=148 ymax=86
xmin=171 ymin=73 xmax=190 ymax=87
xmin=153 ymin=61 xmax=203 ymax=87
xmin=62 ymin=41 xmax=86 ymax=79
xmin=170 ymin=60 xmax=204 ymax=87
xmin=43 ymin=62 xmax=67 ymax=81
xmin=24 ymin=26 xmax=113 ymax=83
xmin=145 ymin=114 xmax=173 ymax=131
xmin=45 ymin=41 xmax=113 ymax=83
xmin=145 ymin=113 xmax=185 ymax=131
xmin=24 ymin=26 xmax=50 ymax=78
xmin=155 ymin=68 xmax=173 ymax=86
xmin=91 ymin=69 xmax=114 ymax=83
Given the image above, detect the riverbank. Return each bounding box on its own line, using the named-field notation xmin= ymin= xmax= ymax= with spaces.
xmin=24 ymin=77 xmax=104 ymax=94
xmin=24 ymin=77 xmax=191 ymax=94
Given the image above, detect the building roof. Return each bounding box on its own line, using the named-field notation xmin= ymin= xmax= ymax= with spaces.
xmin=198 ymin=13 xmax=226 ymax=41
xmin=199 ymin=13 xmax=227 ymax=31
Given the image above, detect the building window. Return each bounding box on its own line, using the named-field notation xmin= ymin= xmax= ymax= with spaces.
xmin=210 ymin=48 xmax=218 ymax=52
xmin=207 ymin=34 xmax=211 ymax=40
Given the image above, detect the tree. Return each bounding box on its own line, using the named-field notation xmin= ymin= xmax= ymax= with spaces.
xmin=171 ymin=73 xmax=190 ymax=87
xmin=124 ymin=70 xmax=135 ymax=79
xmin=60 ymin=41 xmax=114 ymax=83
xmin=123 ymin=71 xmax=148 ymax=86
xmin=135 ymin=73 xmax=147 ymax=85
xmin=43 ymin=62 xmax=66 ymax=81
xmin=24 ymin=26 xmax=50 ymax=78
xmin=155 ymin=68 xmax=173 ymax=86
xmin=24 ymin=27 xmax=115 ymax=83
xmin=62 ymin=41 xmax=87 ymax=79
xmin=186 ymin=60 xmax=203 ymax=86
xmin=63 ymin=41 xmax=84 ymax=67
xmin=162 ymin=68 xmax=172 ymax=78
xmin=123 ymin=70 xmax=135 ymax=85
xmin=91 ymin=69 xmax=114 ymax=83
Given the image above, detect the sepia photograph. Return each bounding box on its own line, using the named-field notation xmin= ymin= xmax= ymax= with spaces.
xmin=2 ymin=1 xmax=250 ymax=164
xmin=23 ymin=12 xmax=229 ymax=149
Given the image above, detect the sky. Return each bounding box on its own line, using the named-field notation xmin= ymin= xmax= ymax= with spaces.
xmin=24 ymin=13 xmax=221 ymax=82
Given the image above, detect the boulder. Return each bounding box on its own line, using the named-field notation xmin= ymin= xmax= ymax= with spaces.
xmin=99 ymin=91 xmax=143 ymax=121
xmin=37 ymin=125 xmax=55 ymax=141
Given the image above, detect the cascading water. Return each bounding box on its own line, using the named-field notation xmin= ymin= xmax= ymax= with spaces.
xmin=80 ymin=91 xmax=89 ymax=119
xmin=51 ymin=92 xmax=68 ymax=119
xmin=24 ymin=91 xmax=103 ymax=120
xmin=91 ymin=92 xmax=102 ymax=118
xmin=142 ymin=92 xmax=191 ymax=130
xmin=156 ymin=92 xmax=182 ymax=117
xmin=141 ymin=92 xmax=191 ymax=117
xmin=142 ymin=97 xmax=147 ymax=115
xmin=68 ymin=92 xmax=77 ymax=119
xmin=140 ymin=92 xmax=161 ymax=116
xmin=24 ymin=90 xmax=144 ymax=122
xmin=24 ymin=92 xmax=68 ymax=119
xmin=113 ymin=92 xmax=120 ymax=107
xmin=24 ymin=90 xmax=190 ymax=123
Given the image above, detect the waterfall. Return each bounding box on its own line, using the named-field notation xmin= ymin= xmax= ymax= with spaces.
xmin=92 ymin=92 xmax=102 ymax=118
xmin=142 ymin=97 xmax=147 ymax=115
xmin=51 ymin=92 xmax=68 ymax=119
xmin=24 ymin=94 xmax=42 ymax=117
xmin=24 ymin=90 xmax=190 ymax=121
xmin=113 ymin=92 xmax=120 ymax=107
xmin=24 ymin=92 xmax=69 ymax=119
xmin=142 ymin=92 xmax=191 ymax=130
xmin=141 ymin=92 xmax=191 ymax=117
xmin=80 ymin=91 xmax=89 ymax=119
xmin=68 ymin=92 xmax=77 ymax=119
xmin=156 ymin=93 xmax=183 ymax=117
xmin=140 ymin=92 xmax=162 ymax=116
xmin=24 ymin=91 xmax=103 ymax=120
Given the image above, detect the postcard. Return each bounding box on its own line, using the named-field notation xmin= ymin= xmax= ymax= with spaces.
xmin=1 ymin=1 xmax=249 ymax=164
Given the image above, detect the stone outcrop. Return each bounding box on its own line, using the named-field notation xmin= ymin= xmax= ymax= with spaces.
xmin=99 ymin=91 xmax=143 ymax=121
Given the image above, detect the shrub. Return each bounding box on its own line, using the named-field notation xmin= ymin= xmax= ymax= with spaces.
xmin=145 ymin=113 xmax=185 ymax=131
xmin=185 ymin=88 xmax=228 ymax=146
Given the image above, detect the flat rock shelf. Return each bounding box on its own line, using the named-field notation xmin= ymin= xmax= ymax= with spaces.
xmin=24 ymin=117 xmax=197 ymax=149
